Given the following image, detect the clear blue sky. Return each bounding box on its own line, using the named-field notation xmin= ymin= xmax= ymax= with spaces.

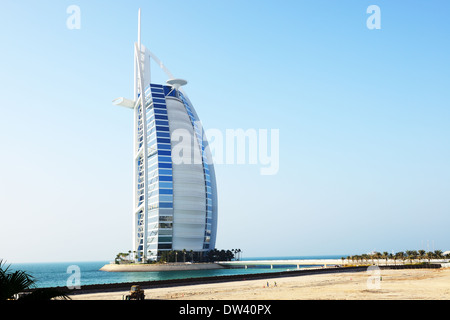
xmin=1 ymin=1 xmax=449 ymax=262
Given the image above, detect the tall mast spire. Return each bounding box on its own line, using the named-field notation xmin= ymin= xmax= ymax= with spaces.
xmin=134 ymin=8 xmax=142 ymax=101
xmin=137 ymin=8 xmax=141 ymax=52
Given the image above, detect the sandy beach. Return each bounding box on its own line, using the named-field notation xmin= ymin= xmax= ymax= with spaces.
xmin=69 ymin=267 xmax=450 ymax=300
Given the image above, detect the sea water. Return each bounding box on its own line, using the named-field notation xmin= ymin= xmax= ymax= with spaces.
xmin=7 ymin=255 xmax=345 ymax=288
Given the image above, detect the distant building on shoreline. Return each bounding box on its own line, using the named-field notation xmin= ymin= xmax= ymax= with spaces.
xmin=113 ymin=9 xmax=218 ymax=262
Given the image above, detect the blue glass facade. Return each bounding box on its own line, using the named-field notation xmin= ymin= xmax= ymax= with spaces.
xmin=133 ymin=82 xmax=217 ymax=261
xmin=145 ymin=84 xmax=174 ymax=257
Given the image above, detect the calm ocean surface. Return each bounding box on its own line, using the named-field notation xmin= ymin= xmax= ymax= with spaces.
xmin=7 ymin=255 xmax=344 ymax=288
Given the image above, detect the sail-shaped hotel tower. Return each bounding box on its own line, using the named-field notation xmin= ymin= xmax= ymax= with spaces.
xmin=113 ymin=10 xmax=218 ymax=262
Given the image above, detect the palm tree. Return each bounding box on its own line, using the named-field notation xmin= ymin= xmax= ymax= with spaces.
xmin=405 ymin=250 xmax=413 ymax=264
xmin=434 ymin=250 xmax=443 ymax=260
xmin=426 ymin=251 xmax=434 ymax=263
xmin=374 ymin=252 xmax=382 ymax=265
xmin=382 ymin=252 xmax=389 ymax=265
xmin=411 ymin=250 xmax=418 ymax=264
xmin=405 ymin=250 xmax=418 ymax=264
xmin=361 ymin=254 xmax=369 ymax=264
xmin=0 ymin=260 xmax=70 ymax=300
xmin=401 ymin=252 xmax=407 ymax=265
xmin=395 ymin=252 xmax=405 ymax=265
xmin=418 ymin=250 xmax=426 ymax=263
xmin=388 ymin=253 xmax=394 ymax=265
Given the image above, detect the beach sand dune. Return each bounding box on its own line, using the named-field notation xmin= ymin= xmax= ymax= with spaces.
xmin=70 ymin=268 xmax=450 ymax=300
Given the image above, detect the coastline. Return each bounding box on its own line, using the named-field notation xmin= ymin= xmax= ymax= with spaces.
xmin=67 ymin=264 xmax=442 ymax=295
xmin=100 ymin=262 xmax=225 ymax=272
xmin=69 ymin=265 xmax=368 ymax=296
xmin=99 ymin=259 xmax=343 ymax=272
xmin=69 ymin=265 xmax=450 ymax=300
xmin=99 ymin=259 xmax=448 ymax=272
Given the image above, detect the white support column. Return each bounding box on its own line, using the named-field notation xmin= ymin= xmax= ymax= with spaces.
xmin=132 ymin=10 xmax=141 ymax=257
xmin=133 ymin=29 xmax=149 ymax=261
